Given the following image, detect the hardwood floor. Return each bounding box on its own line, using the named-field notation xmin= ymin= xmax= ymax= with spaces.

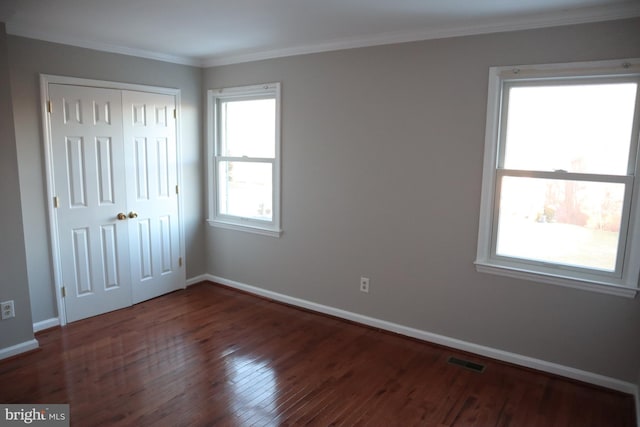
xmin=1 ymin=282 xmax=635 ymax=426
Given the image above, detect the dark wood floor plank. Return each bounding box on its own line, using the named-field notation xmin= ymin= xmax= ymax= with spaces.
xmin=0 ymin=282 xmax=635 ymax=426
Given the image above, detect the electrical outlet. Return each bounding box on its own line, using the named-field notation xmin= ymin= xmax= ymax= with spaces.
xmin=1 ymin=300 xmax=15 ymax=320
xmin=360 ymin=277 xmax=370 ymax=293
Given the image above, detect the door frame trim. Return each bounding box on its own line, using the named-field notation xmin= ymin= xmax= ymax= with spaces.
xmin=40 ymin=74 xmax=185 ymax=326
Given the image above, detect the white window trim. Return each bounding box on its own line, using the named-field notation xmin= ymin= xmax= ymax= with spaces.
xmin=206 ymin=82 xmax=282 ymax=237
xmin=475 ymin=58 xmax=640 ymax=298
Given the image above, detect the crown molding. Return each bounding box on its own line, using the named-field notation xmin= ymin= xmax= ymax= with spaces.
xmin=5 ymin=23 xmax=201 ymax=67
xmin=5 ymin=2 xmax=640 ymax=69
xmin=201 ymin=3 xmax=640 ymax=67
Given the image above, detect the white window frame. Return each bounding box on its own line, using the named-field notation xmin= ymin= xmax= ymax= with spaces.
xmin=206 ymin=82 xmax=282 ymax=237
xmin=476 ymin=59 xmax=640 ymax=298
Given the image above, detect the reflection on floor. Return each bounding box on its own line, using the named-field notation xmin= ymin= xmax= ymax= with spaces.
xmin=0 ymin=282 xmax=635 ymax=426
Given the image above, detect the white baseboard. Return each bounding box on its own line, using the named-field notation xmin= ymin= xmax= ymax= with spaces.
xmin=33 ymin=317 xmax=60 ymax=333
xmin=186 ymin=274 xmax=210 ymax=287
xmin=0 ymin=339 xmax=39 ymax=361
xmin=203 ymin=273 xmax=637 ymax=396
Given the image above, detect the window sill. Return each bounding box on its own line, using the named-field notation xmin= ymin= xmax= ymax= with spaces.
xmin=474 ymin=260 xmax=638 ymax=298
xmin=207 ymin=219 xmax=282 ymax=238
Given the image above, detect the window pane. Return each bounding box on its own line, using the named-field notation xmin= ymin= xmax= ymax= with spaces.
xmin=503 ymin=83 xmax=637 ymax=175
xmin=218 ymin=161 xmax=273 ymax=221
xmin=220 ymin=98 xmax=276 ymax=158
xmin=496 ymin=176 xmax=624 ymax=271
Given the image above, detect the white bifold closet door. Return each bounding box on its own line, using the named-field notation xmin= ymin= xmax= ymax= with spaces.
xmin=49 ymin=84 xmax=183 ymax=323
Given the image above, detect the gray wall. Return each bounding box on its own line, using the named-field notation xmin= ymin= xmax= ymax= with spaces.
xmin=0 ymin=23 xmax=35 ymax=348
xmin=4 ymin=15 xmax=639 ymax=385
xmin=7 ymin=36 xmax=206 ymax=323
xmin=203 ymin=18 xmax=640 ymax=382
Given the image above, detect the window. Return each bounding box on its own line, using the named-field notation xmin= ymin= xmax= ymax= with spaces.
xmin=207 ymin=83 xmax=281 ymax=236
xmin=476 ymin=59 xmax=640 ymax=297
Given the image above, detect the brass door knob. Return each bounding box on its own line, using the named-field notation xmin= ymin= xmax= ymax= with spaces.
xmin=128 ymin=211 xmax=138 ymax=219
xmin=117 ymin=213 xmax=127 ymax=220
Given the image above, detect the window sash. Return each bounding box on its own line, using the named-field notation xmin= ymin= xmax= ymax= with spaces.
xmin=498 ymin=76 xmax=640 ymax=175
xmin=214 ymin=157 xmax=276 ymax=225
xmin=216 ymin=96 xmax=277 ymax=159
xmin=491 ymin=169 xmax=634 ymax=278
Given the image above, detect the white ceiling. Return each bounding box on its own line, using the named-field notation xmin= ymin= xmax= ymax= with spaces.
xmin=2 ymin=0 xmax=640 ymax=67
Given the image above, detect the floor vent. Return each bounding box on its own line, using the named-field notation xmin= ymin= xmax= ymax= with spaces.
xmin=447 ymin=356 xmax=486 ymax=373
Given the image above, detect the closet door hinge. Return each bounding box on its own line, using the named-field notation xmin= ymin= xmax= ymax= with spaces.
xmin=176 ymin=185 xmax=179 ymax=195
xmin=179 ymin=257 xmax=183 ymax=267
xmin=53 ymin=196 xmax=60 ymax=208
xmin=173 ymin=109 xmax=177 ymax=119
xmin=61 ymin=286 xmax=66 ymax=298
xmin=47 ymin=100 xmax=52 ymax=113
